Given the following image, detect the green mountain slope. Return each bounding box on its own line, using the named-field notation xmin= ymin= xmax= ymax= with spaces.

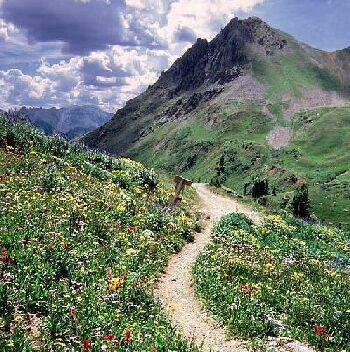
xmin=83 ymin=17 xmax=350 ymax=228
xmin=0 ymin=116 xmax=198 ymax=351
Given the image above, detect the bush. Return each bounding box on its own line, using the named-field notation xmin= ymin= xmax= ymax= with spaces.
xmin=251 ymin=178 xmax=269 ymax=199
xmin=214 ymin=213 xmax=252 ymax=235
xmin=292 ymin=184 xmax=310 ymax=218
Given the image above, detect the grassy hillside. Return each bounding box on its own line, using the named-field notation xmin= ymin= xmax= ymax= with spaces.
xmin=283 ymin=107 xmax=350 ymax=227
xmin=127 ymin=104 xmax=350 ymax=229
xmin=0 ymin=117 xmax=198 ymax=351
xmin=193 ymin=213 xmax=350 ymax=351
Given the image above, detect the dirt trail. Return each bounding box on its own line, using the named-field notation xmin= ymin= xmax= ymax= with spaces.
xmin=155 ymin=184 xmax=262 ymax=352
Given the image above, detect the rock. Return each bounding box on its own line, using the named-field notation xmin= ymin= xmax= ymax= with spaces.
xmin=267 ymin=337 xmax=317 ymax=352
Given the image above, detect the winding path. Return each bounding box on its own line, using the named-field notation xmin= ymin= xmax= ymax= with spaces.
xmin=155 ymin=184 xmax=262 ymax=351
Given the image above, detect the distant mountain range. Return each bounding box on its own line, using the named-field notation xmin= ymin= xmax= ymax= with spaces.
xmin=83 ymin=16 xmax=350 ymax=228
xmin=17 ymin=105 xmax=112 ymax=140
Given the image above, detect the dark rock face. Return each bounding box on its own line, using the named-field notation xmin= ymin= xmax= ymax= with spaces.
xmin=155 ymin=17 xmax=287 ymax=95
xmin=156 ymin=38 xmax=210 ymax=94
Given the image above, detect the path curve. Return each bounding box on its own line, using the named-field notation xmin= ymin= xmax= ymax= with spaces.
xmin=155 ymin=184 xmax=262 ymax=351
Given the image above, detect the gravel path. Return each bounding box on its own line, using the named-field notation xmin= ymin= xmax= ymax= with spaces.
xmin=154 ymin=184 xmax=262 ymax=351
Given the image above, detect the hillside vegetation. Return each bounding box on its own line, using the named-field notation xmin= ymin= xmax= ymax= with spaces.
xmin=193 ymin=213 xmax=350 ymax=351
xmin=0 ymin=117 xmax=197 ymax=351
xmin=128 ymin=105 xmax=350 ymax=229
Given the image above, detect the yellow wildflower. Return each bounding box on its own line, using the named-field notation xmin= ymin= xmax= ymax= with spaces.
xmin=308 ymin=259 xmax=320 ymax=266
xmin=115 ymin=204 xmax=126 ymax=213
xmin=7 ymin=340 xmax=14 ymax=348
xmin=263 ymin=263 xmax=275 ymax=271
xmin=291 ymin=272 xmax=305 ymax=280
xmin=229 ymin=257 xmax=244 ymax=265
xmin=108 ymin=277 xmax=124 ymax=292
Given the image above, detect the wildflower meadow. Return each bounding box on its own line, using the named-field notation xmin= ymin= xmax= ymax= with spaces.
xmin=0 ymin=116 xmax=197 ymax=351
xmin=193 ymin=213 xmax=350 ymax=351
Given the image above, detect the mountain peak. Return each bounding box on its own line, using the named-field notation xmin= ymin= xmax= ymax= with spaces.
xmin=223 ymin=15 xmax=265 ymax=29
xmin=155 ymin=16 xmax=288 ymax=96
xmin=83 ymin=16 xmax=349 ymax=157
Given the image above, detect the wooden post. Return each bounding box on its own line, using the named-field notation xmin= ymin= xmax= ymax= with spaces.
xmin=171 ymin=175 xmax=192 ymax=205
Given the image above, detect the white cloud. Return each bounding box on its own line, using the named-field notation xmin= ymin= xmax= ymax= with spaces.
xmin=38 ymin=57 xmax=82 ymax=91
xmin=0 ymin=0 xmax=265 ymax=111
xmin=0 ymin=18 xmax=20 ymax=43
xmin=0 ymin=69 xmax=55 ymax=108
xmin=161 ymin=0 xmax=265 ymax=48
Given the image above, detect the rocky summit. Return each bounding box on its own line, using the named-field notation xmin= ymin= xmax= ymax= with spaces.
xmin=83 ymin=17 xmax=349 ymax=153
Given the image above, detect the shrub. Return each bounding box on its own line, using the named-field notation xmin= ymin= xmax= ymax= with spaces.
xmin=251 ymin=178 xmax=269 ymax=199
xmin=292 ymin=184 xmax=310 ymax=218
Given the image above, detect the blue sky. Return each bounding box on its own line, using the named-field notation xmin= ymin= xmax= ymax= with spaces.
xmin=244 ymin=0 xmax=350 ymax=51
xmin=0 ymin=0 xmax=349 ymax=112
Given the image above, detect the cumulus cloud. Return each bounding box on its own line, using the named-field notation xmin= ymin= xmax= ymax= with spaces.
xmin=37 ymin=57 xmax=82 ymax=91
xmin=0 ymin=68 xmax=55 ymax=108
xmin=0 ymin=0 xmax=265 ymax=111
xmin=172 ymin=26 xmax=197 ymax=43
xmin=0 ymin=44 xmax=170 ymax=111
xmin=162 ymin=0 xmax=265 ymax=43
xmin=82 ymin=54 xmax=128 ymax=88
xmin=0 ymin=19 xmax=9 ymax=42
xmin=2 ymin=0 xmax=164 ymax=55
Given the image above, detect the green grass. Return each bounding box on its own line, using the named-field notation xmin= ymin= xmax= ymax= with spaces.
xmin=0 ymin=117 xmax=197 ymax=351
xmin=193 ymin=213 xmax=350 ymax=351
xmin=281 ymin=106 xmax=350 ymax=227
xmin=127 ymin=104 xmax=350 ymax=228
xmin=128 ymin=105 xmax=273 ymax=181
xmin=252 ymin=49 xmax=343 ymax=103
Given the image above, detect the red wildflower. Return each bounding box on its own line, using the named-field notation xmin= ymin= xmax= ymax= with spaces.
xmin=103 ymin=333 xmax=115 ymax=341
xmin=126 ymin=226 xmax=137 ymax=233
xmin=314 ymin=325 xmax=327 ymax=335
xmin=124 ymin=329 xmax=132 ymax=343
xmin=62 ymin=242 xmax=69 ymax=249
xmin=1 ymin=247 xmax=10 ymax=263
xmin=314 ymin=325 xmax=331 ymax=340
xmin=115 ymin=223 xmax=121 ymax=229
xmin=83 ymin=339 xmax=91 ymax=352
